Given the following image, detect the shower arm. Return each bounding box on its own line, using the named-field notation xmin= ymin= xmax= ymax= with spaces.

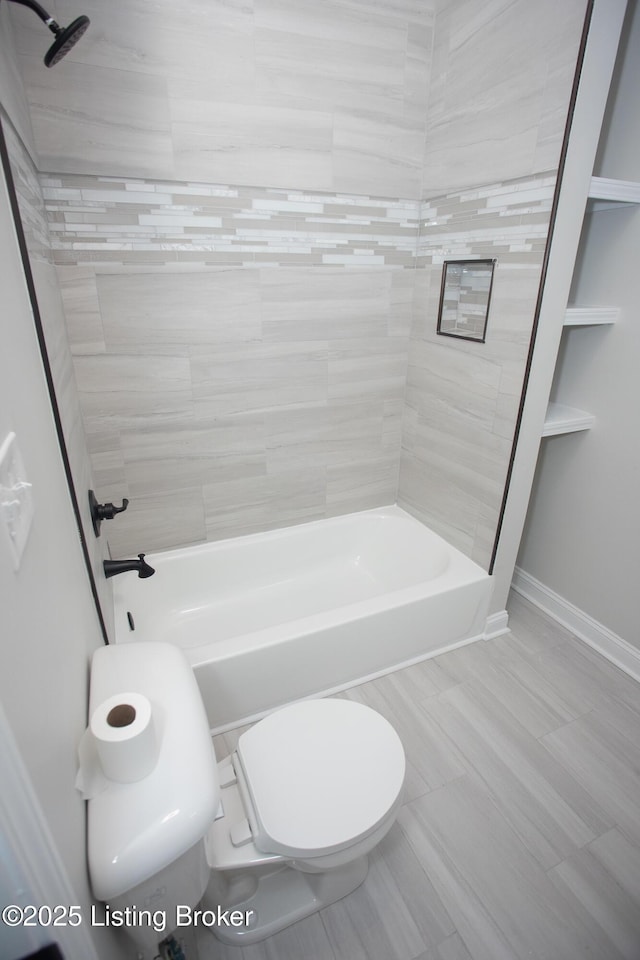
xmin=3 ymin=0 xmax=63 ymax=35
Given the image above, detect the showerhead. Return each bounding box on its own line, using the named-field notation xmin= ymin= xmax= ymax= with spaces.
xmin=4 ymin=0 xmax=90 ymax=67
xmin=44 ymin=14 xmax=90 ymax=67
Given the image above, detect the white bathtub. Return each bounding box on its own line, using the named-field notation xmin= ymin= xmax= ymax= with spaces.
xmin=113 ymin=506 xmax=492 ymax=731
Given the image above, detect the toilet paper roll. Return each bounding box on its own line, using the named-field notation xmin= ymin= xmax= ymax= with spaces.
xmin=90 ymin=692 xmax=158 ymax=784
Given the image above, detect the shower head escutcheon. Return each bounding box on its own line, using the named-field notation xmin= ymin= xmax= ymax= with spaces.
xmin=4 ymin=0 xmax=89 ymax=67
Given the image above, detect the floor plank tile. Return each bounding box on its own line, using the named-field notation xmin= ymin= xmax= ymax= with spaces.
xmin=419 ymin=680 xmax=612 ymax=870
xmin=198 ymin=596 xmax=640 ymax=960
xmin=541 ymin=710 xmax=640 ymax=847
xmin=399 ymin=776 xmax=625 ymax=960
xmin=548 ymin=828 xmax=640 ymax=960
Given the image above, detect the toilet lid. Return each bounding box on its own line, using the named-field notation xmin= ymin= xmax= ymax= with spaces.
xmin=236 ymin=699 xmax=405 ymax=859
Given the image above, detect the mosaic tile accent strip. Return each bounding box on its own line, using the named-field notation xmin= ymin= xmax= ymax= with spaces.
xmin=5 ymin=147 xmax=558 ymax=561
xmin=417 ymin=173 xmax=556 ymax=265
xmin=40 ymin=173 xmax=421 ymax=268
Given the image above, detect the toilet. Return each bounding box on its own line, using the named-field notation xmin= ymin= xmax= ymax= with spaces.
xmin=86 ymin=642 xmax=405 ymax=955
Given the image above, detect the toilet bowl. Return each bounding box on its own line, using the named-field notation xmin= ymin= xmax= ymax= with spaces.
xmin=86 ymin=642 xmax=405 ymax=954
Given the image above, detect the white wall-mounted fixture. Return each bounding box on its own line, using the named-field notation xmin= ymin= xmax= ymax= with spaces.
xmin=0 ymin=431 xmax=34 ymax=571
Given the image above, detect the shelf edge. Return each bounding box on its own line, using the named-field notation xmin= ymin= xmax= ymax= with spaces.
xmin=588 ymin=176 xmax=640 ymax=203
xmin=564 ymin=305 xmax=619 ymax=325
xmin=542 ymin=402 xmax=595 ymax=437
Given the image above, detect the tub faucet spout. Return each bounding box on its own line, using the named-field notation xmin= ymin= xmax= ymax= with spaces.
xmin=103 ymin=553 xmax=155 ymax=579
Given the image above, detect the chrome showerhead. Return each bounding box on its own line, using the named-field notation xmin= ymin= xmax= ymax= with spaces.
xmin=44 ymin=14 xmax=90 ymax=67
xmin=4 ymin=0 xmax=90 ymax=67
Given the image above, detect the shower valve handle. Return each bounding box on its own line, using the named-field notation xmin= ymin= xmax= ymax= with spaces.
xmin=89 ymin=489 xmax=129 ymax=537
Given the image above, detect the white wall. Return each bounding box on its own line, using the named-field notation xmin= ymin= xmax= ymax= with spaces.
xmin=0 ymin=13 xmax=119 ymax=958
xmin=517 ymin=0 xmax=640 ymax=646
xmin=0 ymin=146 xmax=121 ymax=959
xmin=3 ymin=118 xmax=115 ymax=636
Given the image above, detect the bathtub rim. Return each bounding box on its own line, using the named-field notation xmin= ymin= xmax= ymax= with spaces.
xmin=113 ymin=504 xmax=490 ymax=661
xmin=130 ymin=503 xmax=475 ymax=572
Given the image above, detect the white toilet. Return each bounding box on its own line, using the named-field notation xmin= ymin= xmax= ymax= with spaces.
xmin=86 ymin=642 xmax=405 ymax=955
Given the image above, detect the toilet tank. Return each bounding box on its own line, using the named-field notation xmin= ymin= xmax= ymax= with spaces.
xmin=86 ymin=642 xmax=220 ymax=907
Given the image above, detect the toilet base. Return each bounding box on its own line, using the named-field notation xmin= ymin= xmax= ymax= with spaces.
xmin=202 ymin=855 xmax=369 ymax=945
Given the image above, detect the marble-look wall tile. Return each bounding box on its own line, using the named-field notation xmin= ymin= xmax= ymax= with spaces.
xmin=333 ymin=111 xmax=425 ymax=198
xmin=4 ymin=0 xmax=589 ymax=578
xmin=326 ymin=454 xmax=399 ymax=517
xmin=191 ymin=342 xmax=329 ymax=418
xmin=86 ymin=430 xmax=126 ymax=495
xmin=422 ymin=0 xmax=588 ymax=198
xmin=265 ymin=400 xmax=388 ymax=472
xmin=18 ymin=56 xmax=175 ymax=178
xmin=105 ymin=487 xmax=206 ymax=558
xmin=72 ymin=354 xmax=194 ymax=431
xmin=203 ymin=468 xmax=326 ymax=541
xmin=96 ymin=270 xmax=262 ymax=348
xmin=121 ymin=415 xmax=267 ymax=499
xmin=2 ymin=116 xmax=48 ymax=258
xmin=46 ymin=167 xmax=559 ymax=560
xmin=62 ymin=255 xmax=410 ymax=552
xmin=10 ymin=0 xmax=436 ymax=198
xmin=170 ymin=100 xmax=334 ymax=191
xmin=398 ymin=172 xmax=556 ymax=569
xmin=56 ymin=267 xmax=105 ymax=355
xmin=260 ymin=267 xmax=395 ymax=340
xmin=253 ymin=22 xmax=406 ymax=115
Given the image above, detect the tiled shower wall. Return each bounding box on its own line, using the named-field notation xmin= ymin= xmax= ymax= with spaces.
xmin=400 ymin=175 xmax=556 ymax=569
xmin=6 ymin=0 xmax=590 ymax=566
xmin=45 ymin=176 xmax=417 ymax=554
xmin=13 ymin=0 xmax=434 ymax=197
xmin=41 ymin=169 xmax=555 ymax=566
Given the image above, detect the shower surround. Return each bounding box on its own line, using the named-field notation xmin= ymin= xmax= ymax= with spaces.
xmin=38 ymin=167 xmax=554 ymax=568
xmin=5 ymin=0 xmax=590 ymax=571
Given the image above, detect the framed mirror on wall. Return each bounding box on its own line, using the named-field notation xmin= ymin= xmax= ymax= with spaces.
xmin=437 ymin=259 xmax=496 ymax=343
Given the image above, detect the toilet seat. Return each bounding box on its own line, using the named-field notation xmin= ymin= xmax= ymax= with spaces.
xmin=234 ymin=699 xmax=405 ymax=859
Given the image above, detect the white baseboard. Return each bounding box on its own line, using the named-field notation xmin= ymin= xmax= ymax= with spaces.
xmin=484 ymin=609 xmax=510 ymax=640
xmin=512 ymin=566 xmax=640 ymax=684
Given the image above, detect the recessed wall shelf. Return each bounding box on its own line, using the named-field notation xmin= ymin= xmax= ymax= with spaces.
xmin=588 ymin=176 xmax=640 ymax=211
xmin=548 ymin=184 xmax=632 ymax=438
xmin=563 ymin=306 xmax=619 ymax=326
xmin=542 ymin=402 xmax=595 ymax=437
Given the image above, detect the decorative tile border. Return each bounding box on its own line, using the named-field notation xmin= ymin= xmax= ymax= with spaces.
xmin=4 ymin=123 xmax=556 ymax=277
xmin=35 ymin=168 xmax=556 ymax=271
xmin=40 ymin=173 xmax=421 ymax=268
xmin=418 ymin=173 xmax=556 ymax=264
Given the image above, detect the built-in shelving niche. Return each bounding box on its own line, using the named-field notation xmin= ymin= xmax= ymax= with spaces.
xmin=588 ymin=176 xmax=640 ymax=210
xmin=563 ymin=306 xmax=619 ymax=326
xmin=542 ymin=177 xmax=638 ymax=438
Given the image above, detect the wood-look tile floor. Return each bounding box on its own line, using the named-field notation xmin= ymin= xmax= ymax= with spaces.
xmin=196 ymin=594 xmax=640 ymax=960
